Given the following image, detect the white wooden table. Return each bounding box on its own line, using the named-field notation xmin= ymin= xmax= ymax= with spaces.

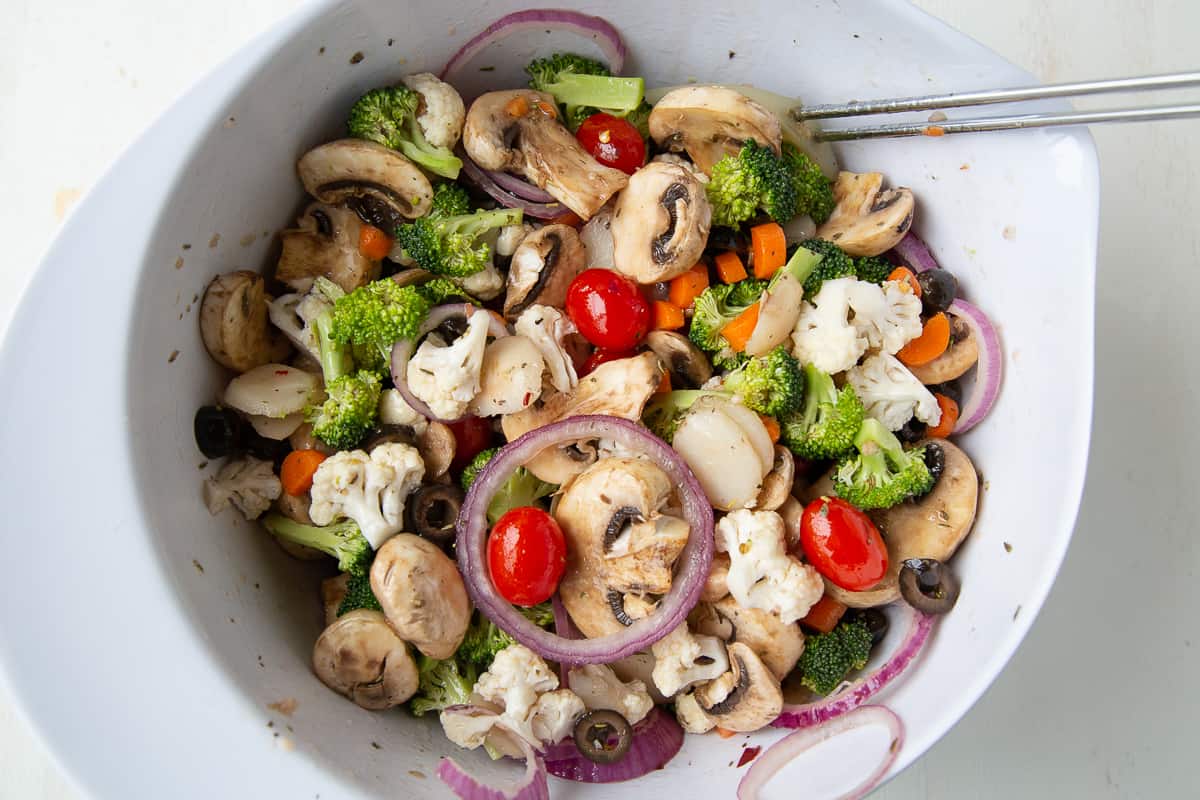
xmin=3 ymin=1 xmax=1199 ymax=797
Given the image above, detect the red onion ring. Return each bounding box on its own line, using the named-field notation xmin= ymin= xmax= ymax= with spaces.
xmin=550 ymin=594 xmax=580 ymax=686
xmin=440 ymin=9 xmax=626 ymax=83
xmin=741 ymin=706 xmax=904 ymax=800
xmin=436 ymin=718 xmax=550 ymax=800
xmin=389 ymin=303 xmax=510 ymax=423
xmin=456 ymin=416 xmax=714 ymax=665
xmin=486 ymin=169 xmax=556 ymax=203
xmin=947 ymin=298 xmax=1003 ymax=433
xmin=460 ymin=155 xmax=568 ymax=220
xmin=890 ymin=232 xmax=940 ymax=273
xmin=542 ymin=707 xmax=684 ymax=784
xmin=773 ymin=606 xmax=933 ymax=729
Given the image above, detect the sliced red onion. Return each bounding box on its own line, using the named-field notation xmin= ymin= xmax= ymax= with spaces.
xmin=456 ymin=416 xmax=714 ymax=664
xmin=890 ymin=232 xmax=940 ymax=273
xmin=389 ymin=303 xmax=510 ymax=424
xmin=774 ymin=606 xmax=933 ymax=729
xmin=460 ymin=155 xmax=568 ymax=220
xmin=486 ymin=169 xmax=555 ymax=203
xmin=948 ymin=298 xmax=1003 ymax=433
xmin=741 ymin=706 xmax=904 ymax=800
xmin=441 ymin=9 xmax=626 ymax=83
xmin=550 ymin=594 xmax=580 ymax=686
xmin=437 ymin=729 xmax=550 ymax=800
xmin=542 ymin=707 xmax=684 ymax=783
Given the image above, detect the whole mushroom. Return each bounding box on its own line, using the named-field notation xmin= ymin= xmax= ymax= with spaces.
xmin=297 ymin=139 xmax=433 ymax=231
xmin=200 ymin=271 xmax=291 ymax=372
xmin=275 ymin=203 xmax=379 ymax=293
xmin=815 ymin=171 xmax=915 ymax=257
xmin=610 ymin=161 xmax=712 ymax=284
xmin=648 ymin=86 xmax=782 ymax=174
xmin=503 ymin=224 xmax=588 ymax=319
xmin=312 ymin=609 xmax=419 ymax=710
xmin=370 ymin=533 xmax=471 ymax=659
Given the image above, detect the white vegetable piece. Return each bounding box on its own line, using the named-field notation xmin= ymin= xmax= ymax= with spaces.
xmin=513 ymin=305 xmax=579 ymax=393
xmin=716 ymin=509 xmax=824 ymax=624
xmin=455 ymin=260 xmax=505 ymax=301
xmin=308 ymin=442 xmax=425 ymax=548
xmin=566 ymin=664 xmax=655 ymax=726
xmin=247 ymin=411 xmax=304 ymax=440
xmin=400 ymin=73 xmax=466 ymax=149
xmin=790 ymin=277 xmax=868 ymax=375
xmin=847 ymin=279 xmax=923 ymax=354
xmin=468 ymin=644 xmax=586 ymax=748
xmin=469 ymin=335 xmax=545 ymax=417
xmin=671 ymin=397 xmax=772 ymax=510
xmin=377 ymin=388 xmax=429 ymax=434
xmin=495 ymin=222 xmax=534 ymax=257
xmin=648 ymin=622 xmax=730 ymax=698
xmin=267 ymin=289 xmax=332 ymax=361
xmin=406 ymin=310 xmax=491 ymax=420
xmin=203 ymin=456 xmax=281 ymax=520
xmin=845 ymin=351 xmax=942 ymax=431
xmin=222 ymin=363 xmax=321 ymax=419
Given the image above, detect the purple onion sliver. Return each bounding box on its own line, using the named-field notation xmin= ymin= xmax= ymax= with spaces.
xmin=542 ymin=708 xmax=684 ymax=784
xmin=486 ymin=169 xmax=556 ymax=203
xmin=890 ymin=232 xmax=941 ymax=273
xmin=947 ymin=298 xmax=1003 ymax=433
xmin=436 ymin=730 xmax=550 ymax=800
xmin=460 ymin=155 xmax=567 ymax=219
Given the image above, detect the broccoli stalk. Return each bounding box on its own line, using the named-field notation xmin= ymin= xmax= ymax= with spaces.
xmin=687 ymin=280 xmax=768 ymax=370
xmin=260 ymin=514 xmax=374 ymax=576
xmin=834 ymin=417 xmax=934 ymax=509
xmin=336 ymin=572 xmax=382 ymax=616
xmin=780 ymin=364 xmax=866 ymax=460
xmin=720 ymin=347 xmax=806 ymax=417
xmin=798 ymin=619 xmax=874 ymax=695
xmin=307 ymin=370 xmax=382 ymax=449
xmin=328 ymin=279 xmax=433 ymax=363
xmin=706 ymin=141 xmax=798 ymax=229
xmin=526 ymin=53 xmax=645 ymax=131
xmin=780 ymin=142 xmax=835 ymax=225
xmin=347 ymin=87 xmax=462 ymax=178
xmin=460 ymin=448 xmax=556 ymax=524
xmin=396 ymin=208 xmax=524 ymax=278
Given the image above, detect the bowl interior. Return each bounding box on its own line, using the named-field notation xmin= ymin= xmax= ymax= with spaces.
xmin=9 ymin=1 xmax=1096 ymax=797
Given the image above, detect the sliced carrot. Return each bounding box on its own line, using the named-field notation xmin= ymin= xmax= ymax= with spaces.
xmin=358 ymin=224 xmax=394 ymax=261
xmin=280 ymin=449 xmax=327 ymax=496
xmin=654 ymin=370 xmax=672 ymax=394
xmin=715 ymin=727 xmax=737 ymax=739
xmin=887 ymin=266 xmax=922 ymax=297
xmin=713 ymin=251 xmax=748 ymax=283
xmin=759 ymin=415 xmax=781 ymax=443
xmin=720 ymin=302 xmax=761 ymax=353
xmin=668 ymin=264 xmax=710 ymax=309
xmin=750 ymin=222 xmax=787 ymax=279
xmin=800 ymin=595 xmax=848 ymax=634
xmin=549 ymin=209 xmax=582 ymax=227
xmin=926 ymin=393 xmax=960 ymax=438
xmin=505 ymin=95 xmax=530 ymax=117
xmin=652 ymin=300 xmax=686 ymax=331
xmin=897 ymin=311 xmax=951 ymax=366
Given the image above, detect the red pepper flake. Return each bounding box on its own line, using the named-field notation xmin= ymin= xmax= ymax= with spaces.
xmin=923 ymin=125 xmax=946 ymax=137
xmin=523 ymin=392 xmax=532 ymax=406
xmin=275 ymin=369 xmax=290 ymax=376
xmin=737 ymin=746 xmax=762 ymax=768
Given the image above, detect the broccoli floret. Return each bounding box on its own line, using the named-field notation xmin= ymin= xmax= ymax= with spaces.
xmin=410 ymin=654 xmax=477 ymax=717
xmin=622 ymin=100 xmax=653 ymax=140
xmin=430 ymin=182 xmax=473 ymax=217
xmin=457 ymin=604 xmax=555 ymax=667
xmin=415 ymin=277 xmax=480 ymax=306
xmin=347 ymin=87 xmax=462 ymax=179
xmin=854 ymin=255 xmax=893 ymax=284
xmin=307 ymin=370 xmax=382 ymax=449
xmin=722 ymin=347 xmax=805 ymax=417
xmin=780 ymin=142 xmax=835 ymax=225
xmin=396 ymin=208 xmax=524 ymax=278
xmin=260 ymin=514 xmax=373 ymax=576
xmin=727 ymin=277 xmax=768 ymax=306
xmin=798 ymin=619 xmax=874 ymax=696
xmin=328 ymin=279 xmax=431 ymax=361
xmin=781 ymin=364 xmax=866 ymax=460
xmin=688 ymin=281 xmax=767 ymax=369
xmin=460 ymin=447 xmax=499 ymax=492
xmin=525 ymin=53 xmax=645 ymax=131
xmin=337 ymin=571 xmax=382 ymax=616
xmin=798 ymin=239 xmax=856 ymax=294
xmin=834 ymin=417 xmax=934 ymax=509
xmin=459 ymin=447 xmax=556 ymax=523
xmin=706 ymin=141 xmax=798 ymax=229
xmin=641 ymin=390 xmax=719 ymax=442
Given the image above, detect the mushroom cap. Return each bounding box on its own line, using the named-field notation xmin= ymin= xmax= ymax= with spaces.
xmin=276 ymin=203 xmax=379 ymax=294
xmin=503 ymin=224 xmax=588 ymax=319
xmin=754 ymin=446 xmax=796 ymax=511
xmin=610 ymin=162 xmax=712 ymax=284
xmin=690 ymin=597 xmax=805 ymax=681
xmin=320 ymin=573 xmax=349 ymax=626
xmin=369 ymin=533 xmax=471 ymax=659
xmin=643 ymin=331 xmax=713 ymax=390
xmin=700 ymin=552 xmax=731 ymax=603
xmin=200 ymin=271 xmax=291 ymax=372
xmin=415 ymin=420 xmax=456 ymax=478
xmin=815 ymin=171 xmax=915 ymax=257
xmin=297 ymin=139 xmax=433 ymax=231
xmin=649 ymin=86 xmax=782 ymax=175
xmin=908 ymin=313 xmax=979 ymax=384
xmin=311 ymin=609 xmax=419 ymax=710
xmin=693 ymin=642 xmax=783 ymax=732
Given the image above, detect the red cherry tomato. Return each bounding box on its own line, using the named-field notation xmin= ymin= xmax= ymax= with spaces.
xmin=581 ymin=347 xmax=638 ymax=376
xmin=800 ymin=497 xmax=888 ymax=591
xmin=566 ymin=268 xmax=651 ymax=351
xmin=448 ymin=416 xmax=493 ymax=471
xmin=575 ymin=113 xmax=646 ymax=175
xmin=487 ymin=507 xmax=568 ymax=606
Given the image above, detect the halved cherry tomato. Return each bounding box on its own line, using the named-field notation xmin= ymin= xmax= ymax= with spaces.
xmin=575 ymin=113 xmax=646 ymax=175
xmin=487 ymin=506 xmax=568 ymax=606
xmin=448 ymin=416 xmax=493 ymax=471
xmin=800 ymin=497 xmax=888 ymax=591
xmin=581 ymin=347 xmax=638 ymax=376
xmin=566 ymin=268 xmax=651 ymax=351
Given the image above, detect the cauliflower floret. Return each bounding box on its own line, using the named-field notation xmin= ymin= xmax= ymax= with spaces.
xmin=267 ymin=289 xmax=331 ymax=361
xmin=716 ymin=509 xmax=824 ymax=624
xmin=848 ymin=279 xmax=923 ymax=354
xmin=469 ymin=644 xmax=585 ymax=747
xmin=514 ymin=305 xmax=579 ymax=393
xmin=845 ymin=351 xmax=942 ymax=431
xmin=674 ymin=689 xmax=716 ymax=733
xmin=203 ymin=455 xmax=281 ymax=520
xmin=406 ymin=310 xmax=491 ymax=419
xmin=791 ymin=277 xmax=868 ymax=374
xmin=566 ymin=664 xmax=654 ymax=725
xmin=377 ymin=388 xmax=429 ymax=435
xmin=496 ymin=223 xmax=535 ymax=257
xmin=648 ymin=623 xmax=730 ymax=698
xmin=529 ymin=689 xmax=587 ymax=744
xmin=308 ymin=442 xmax=424 ymax=548
xmin=400 ymin=72 xmax=465 ymax=149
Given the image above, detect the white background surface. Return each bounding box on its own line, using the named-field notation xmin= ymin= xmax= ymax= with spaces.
xmin=1 ymin=1 xmax=1197 ymax=797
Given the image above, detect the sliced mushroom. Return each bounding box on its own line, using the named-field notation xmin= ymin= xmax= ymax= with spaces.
xmin=823 ymin=439 xmax=978 ymax=608
xmin=469 ymin=335 xmax=545 ymax=417
xmin=815 ymin=171 xmax=915 ymax=257
xmin=754 ymin=447 xmax=796 ymax=511
xmin=648 ymin=86 xmax=782 ymax=175
xmin=200 ymin=271 xmax=291 ymax=372
xmin=610 ymin=162 xmax=712 ymax=284
xmin=504 ymin=224 xmax=588 ymax=318
xmin=276 ymin=203 xmax=379 ymax=293
xmin=693 ymin=642 xmax=782 ymax=732
xmin=744 ymin=270 xmax=805 ymax=357
xmin=501 ymin=352 xmax=664 ymax=484
xmin=297 ymin=139 xmax=433 ymax=231
xmin=908 ymin=314 xmax=979 ymax=384
xmin=777 ymin=495 xmax=804 ymax=553
xmin=644 ymin=331 xmax=712 ymax=389
xmin=690 ymin=597 xmax=806 ymax=681
xmin=675 ymin=689 xmax=717 ymax=733
xmin=416 ymin=421 xmax=456 ymax=478
xmin=463 ymin=90 xmax=628 ymax=219
xmin=320 ymin=573 xmax=349 ymax=626
xmin=579 ymin=203 xmax=616 ymax=268
xmin=370 ymin=533 xmax=471 ymax=659
xmin=311 ymin=609 xmax=419 ymax=710
xmin=700 ymin=552 xmax=731 ymax=603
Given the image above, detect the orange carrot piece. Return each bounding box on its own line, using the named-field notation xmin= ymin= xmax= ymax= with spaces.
xmin=713 ymin=251 xmax=748 ymax=283
xmin=358 ymin=224 xmax=394 ymax=261
xmin=668 ymin=264 xmax=710 ymax=309
xmin=800 ymin=595 xmax=848 ymax=634
xmin=887 ymin=266 xmax=922 ymax=297
xmin=652 ymin=300 xmax=686 ymax=331
xmin=897 ymin=311 xmax=951 ymax=366
xmin=280 ymin=449 xmax=327 ymax=496
xmin=760 ymin=415 xmax=781 ymax=444
xmin=549 ymin=209 xmax=582 ymax=227
xmin=926 ymin=393 xmax=960 ymax=438
xmin=750 ymin=222 xmax=787 ymax=279
xmin=654 ymin=370 xmax=672 ymax=394
xmin=720 ymin=302 xmax=761 ymax=352
xmin=715 ymin=727 xmax=737 ymax=739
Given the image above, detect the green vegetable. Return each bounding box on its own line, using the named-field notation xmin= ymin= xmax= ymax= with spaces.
xmin=623 ymin=100 xmax=654 ymax=140
xmin=706 ymin=141 xmax=798 ymax=229
xmin=780 ymin=142 xmax=835 ymax=225
xmin=430 ymin=182 xmax=473 ymax=218
xmin=326 ymin=278 xmax=431 ymax=373
xmin=780 ymin=364 xmax=865 ymax=460
xmin=721 ymin=346 xmax=806 ymax=417
xmin=834 ymin=417 xmax=934 ymax=509
xmin=460 ymin=447 xmax=500 ymax=492
xmin=853 ymin=254 xmax=893 ymax=284
xmin=410 ymin=655 xmax=477 ymax=717
xmin=798 ymin=619 xmax=874 ymax=696
xmin=307 ymin=370 xmax=382 ymax=449
xmin=414 ymin=277 xmax=480 ymax=306
xmin=797 ymin=239 xmax=856 ymax=294
xmin=460 ymin=447 xmax=557 ymax=524
xmin=687 ymin=281 xmax=767 ymax=371
xmin=347 ymin=87 xmax=462 ymax=178
xmin=525 ymin=53 xmax=645 ymax=131
xmin=260 ymin=514 xmax=373 ymax=576
xmin=336 ymin=571 xmax=382 ymax=616
xmin=396 ymin=208 xmax=524 ymax=278
xmin=641 ymin=390 xmax=718 ymax=442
